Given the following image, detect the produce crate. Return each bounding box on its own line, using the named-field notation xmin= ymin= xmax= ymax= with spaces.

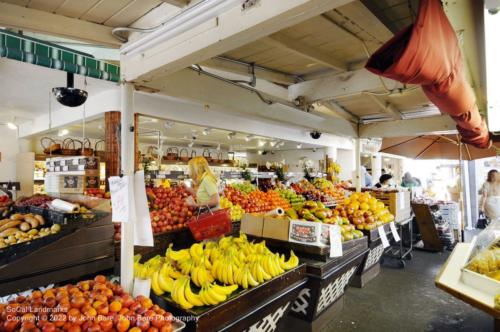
xmin=372 ymin=191 xmax=411 ymax=222
xmin=152 ymin=265 xmax=307 ymax=332
xmin=0 ymin=213 xmax=114 ymax=296
xmin=285 ymin=242 xmax=368 ymax=331
xmin=359 ymin=222 xmax=393 ymax=242
xmin=248 ymin=235 xmax=367 ymax=262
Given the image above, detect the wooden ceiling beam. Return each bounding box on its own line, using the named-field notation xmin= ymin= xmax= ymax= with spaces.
xmin=264 ymin=33 xmax=347 ymax=71
xmin=0 ymin=2 xmax=121 ymax=48
xmin=158 ymin=0 xmax=190 ymax=7
xmin=359 ymin=115 xmax=457 ymax=138
xmin=365 ymin=93 xmax=403 ymax=120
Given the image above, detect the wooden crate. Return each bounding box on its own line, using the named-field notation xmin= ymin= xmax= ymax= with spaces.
xmin=0 ymin=214 xmax=114 ymax=296
xmin=373 ymin=191 xmax=411 ymax=222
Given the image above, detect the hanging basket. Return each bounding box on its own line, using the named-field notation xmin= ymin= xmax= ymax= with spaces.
xmin=216 ymin=151 xmax=224 ymax=164
xmin=190 ymin=150 xmax=197 ymax=160
xmin=77 ymin=138 xmax=94 ymax=156
xmin=94 ymin=140 xmax=106 ymax=159
xmin=179 ymin=148 xmax=189 ymax=162
xmin=164 ymin=147 xmax=178 ymax=161
xmin=40 ymin=137 xmax=61 ymax=155
xmin=61 ymin=138 xmax=78 ymax=156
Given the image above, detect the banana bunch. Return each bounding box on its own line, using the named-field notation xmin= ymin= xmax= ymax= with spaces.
xmin=151 ymin=263 xmax=175 ymax=295
xmin=134 ymin=254 xmax=163 ymax=279
xmin=171 ymin=277 xmax=238 ymax=309
xmin=191 ymin=265 xmax=214 ymax=287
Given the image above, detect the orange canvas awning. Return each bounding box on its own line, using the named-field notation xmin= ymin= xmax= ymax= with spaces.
xmin=366 ymin=0 xmax=490 ymax=149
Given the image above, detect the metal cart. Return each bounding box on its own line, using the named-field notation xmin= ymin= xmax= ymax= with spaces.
xmin=381 ymin=216 xmax=413 ymax=268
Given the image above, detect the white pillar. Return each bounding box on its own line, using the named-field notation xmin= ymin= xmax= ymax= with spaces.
xmin=355 ymin=138 xmax=361 ymax=192
xmin=120 ymin=82 xmax=135 ymax=292
xmin=371 ymin=153 xmax=382 ymax=185
xmin=325 ymin=146 xmax=337 ymax=160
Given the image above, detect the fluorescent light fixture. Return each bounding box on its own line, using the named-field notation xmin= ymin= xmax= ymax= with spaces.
xmin=58 ymin=129 xmax=69 ymax=137
xmin=297 ymin=143 xmax=302 ymax=149
xmin=121 ymin=0 xmax=241 ymax=57
xmin=6 ymin=122 xmax=17 ymax=130
xmin=258 ymin=140 xmax=266 ymax=147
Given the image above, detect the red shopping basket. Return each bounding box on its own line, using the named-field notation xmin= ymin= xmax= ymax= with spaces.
xmin=187 ymin=207 xmax=232 ymax=241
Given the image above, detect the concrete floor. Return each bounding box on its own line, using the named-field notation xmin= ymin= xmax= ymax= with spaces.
xmin=323 ymin=250 xmax=494 ymax=332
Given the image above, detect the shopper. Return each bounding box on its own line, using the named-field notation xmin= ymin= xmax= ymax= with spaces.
xmin=480 ymin=169 xmax=500 ymax=220
xmin=361 ymin=166 xmax=373 ymax=187
xmin=186 ymin=156 xmax=220 ymax=209
xmin=375 ymin=174 xmax=393 ymax=188
xmin=401 ymin=172 xmax=418 ymax=188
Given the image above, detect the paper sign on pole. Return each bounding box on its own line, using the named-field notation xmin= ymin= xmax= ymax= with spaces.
xmin=378 ymin=226 xmax=390 ymax=248
xmin=134 ymin=171 xmax=154 ymax=247
xmin=109 ymin=175 xmax=134 ymax=223
xmin=389 ymin=222 xmax=401 ymax=242
xmin=329 ymin=225 xmax=343 ymax=258
xmin=133 ymin=278 xmax=151 ymax=298
xmin=399 ymin=191 xmax=405 ymax=209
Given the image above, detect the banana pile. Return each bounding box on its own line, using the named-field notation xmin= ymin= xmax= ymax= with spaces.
xmin=134 ymin=234 xmax=299 ymax=309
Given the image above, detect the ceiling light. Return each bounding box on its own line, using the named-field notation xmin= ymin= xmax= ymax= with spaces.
xmin=258 ymin=140 xmax=266 ymax=147
xmin=270 ymin=141 xmax=277 ymax=147
xmin=227 ymin=132 xmax=236 ymax=140
xmin=245 ymin=135 xmax=254 ymax=142
xmin=297 ymin=143 xmax=302 ymax=149
xmin=202 ymin=128 xmax=211 ymax=135
xmin=58 ymin=129 xmax=69 ymax=137
xmin=6 ymin=122 xmax=17 ymax=130
xmin=257 ymin=150 xmax=263 ymax=155
xmin=150 ymin=118 xmax=158 ymax=123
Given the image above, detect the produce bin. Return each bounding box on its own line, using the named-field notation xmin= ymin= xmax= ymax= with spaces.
xmin=0 ymin=213 xmax=114 ymax=296
xmin=152 ymin=264 xmax=307 ymax=332
xmin=284 ymin=238 xmax=368 ymax=332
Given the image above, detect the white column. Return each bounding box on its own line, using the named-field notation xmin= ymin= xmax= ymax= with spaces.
xmin=371 ymin=153 xmax=382 ymax=185
xmin=324 ymin=146 xmax=337 ymax=160
xmin=355 ymin=138 xmax=361 ymax=192
xmin=120 ymin=82 xmax=135 ymax=292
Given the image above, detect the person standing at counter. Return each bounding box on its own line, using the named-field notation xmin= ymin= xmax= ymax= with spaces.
xmin=374 ymin=174 xmax=393 ymax=188
xmin=185 ymin=156 xmax=220 ymax=209
xmin=480 ymin=169 xmax=500 ymax=220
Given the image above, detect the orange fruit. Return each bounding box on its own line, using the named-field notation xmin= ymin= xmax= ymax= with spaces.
xmin=110 ymin=301 xmax=122 ymax=313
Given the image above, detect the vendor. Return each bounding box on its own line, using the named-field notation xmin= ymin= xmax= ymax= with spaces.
xmin=186 ymin=156 xmax=220 ymax=209
xmin=374 ymin=174 xmax=393 ymax=188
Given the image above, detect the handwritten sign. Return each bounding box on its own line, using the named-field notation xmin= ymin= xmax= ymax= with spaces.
xmin=389 ymin=222 xmax=400 ymax=242
xmin=134 ymin=171 xmax=154 ymax=247
xmin=109 ymin=175 xmax=133 ymax=223
xmin=378 ymin=226 xmax=390 ymax=248
xmin=329 ymin=225 xmax=343 ymax=258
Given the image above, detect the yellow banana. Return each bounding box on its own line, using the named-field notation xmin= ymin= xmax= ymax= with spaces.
xmin=241 ymin=268 xmax=249 ymax=289
xmin=227 ymin=263 xmax=234 ymax=285
xmin=257 ymin=262 xmax=271 ymax=281
xmin=184 ymin=279 xmax=204 ymax=307
xmin=266 ymin=255 xmax=279 ymax=277
xmin=206 ymin=284 xmax=227 ymax=303
xmin=246 ymin=267 xmax=259 ymax=287
xmin=200 ymin=283 xmax=219 ymax=305
xmin=273 ymin=254 xmax=285 ymax=274
xmin=158 ymin=265 xmax=174 ymax=293
xmin=171 ymin=278 xmax=180 ymax=303
xmin=212 ymin=283 xmax=237 ymax=296
xmin=151 ymin=270 xmax=164 ymax=296
xmin=280 ymin=251 xmax=299 ymax=270
xmin=166 ymin=246 xmax=190 ymax=262
xmin=234 ymin=267 xmax=242 ymax=286
xmin=176 ymin=278 xmax=194 ymax=309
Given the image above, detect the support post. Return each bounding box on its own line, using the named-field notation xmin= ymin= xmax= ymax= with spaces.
xmin=120 ymin=83 xmax=135 ymax=292
xmin=371 ymin=153 xmax=382 ymax=187
xmin=105 ymin=111 xmax=121 ymax=191
xmin=355 ymin=138 xmax=362 ymax=192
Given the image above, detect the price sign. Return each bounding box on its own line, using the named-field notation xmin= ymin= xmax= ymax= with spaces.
xmin=109 ymin=175 xmax=134 ymax=223
xmin=378 ymin=226 xmax=390 ymax=248
xmin=133 ymin=278 xmax=151 ymax=298
xmin=134 ymin=171 xmax=154 ymax=247
xmin=389 ymin=222 xmax=401 ymax=242
xmin=329 ymin=225 xmax=343 ymax=258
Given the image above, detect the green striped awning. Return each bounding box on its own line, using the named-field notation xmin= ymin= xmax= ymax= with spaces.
xmin=0 ymin=29 xmax=120 ymax=82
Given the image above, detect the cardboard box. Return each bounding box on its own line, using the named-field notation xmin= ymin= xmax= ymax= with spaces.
xmin=240 ymin=214 xmax=264 ymax=237
xmin=373 ymin=190 xmax=411 ymax=222
xmin=262 ymin=216 xmax=290 ymax=241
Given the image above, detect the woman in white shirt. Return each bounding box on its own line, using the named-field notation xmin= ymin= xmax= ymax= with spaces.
xmin=481 ymin=169 xmax=500 ymax=220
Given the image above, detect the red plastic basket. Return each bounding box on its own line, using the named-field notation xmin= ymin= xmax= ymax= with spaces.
xmin=187 ymin=208 xmax=232 ymax=241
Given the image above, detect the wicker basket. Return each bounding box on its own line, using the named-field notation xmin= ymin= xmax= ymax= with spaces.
xmin=94 ymin=140 xmax=106 ymax=159
xmin=179 ymin=148 xmax=189 ymax=162
xmin=40 ymin=137 xmax=61 ymax=155
xmin=61 ymin=138 xmax=78 ymax=156
xmin=164 ymin=147 xmax=178 ymax=161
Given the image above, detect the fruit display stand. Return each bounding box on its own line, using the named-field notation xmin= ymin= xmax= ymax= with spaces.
xmin=152 ymin=264 xmax=307 ymax=332
xmin=351 ymin=223 xmax=394 ymax=288
xmin=0 ymin=212 xmax=114 ymax=296
xmin=284 ymin=238 xmax=369 ymax=332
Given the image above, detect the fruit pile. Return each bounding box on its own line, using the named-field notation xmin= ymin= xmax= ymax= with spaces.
xmin=85 ymin=188 xmax=110 ymax=199
xmin=335 ymin=192 xmax=394 ymax=230
xmin=0 ymin=275 xmax=175 ymax=332
xmin=220 ymin=197 xmax=244 ymax=221
xmin=337 ymin=218 xmax=364 ymax=242
xmin=0 ymin=195 xmax=12 ymax=218
xmin=230 ymin=182 xmax=255 ymax=194
xmin=15 ymin=194 xmax=54 ymax=208
xmin=223 ymin=187 xmax=290 ymax=213
xmin=0 ymin=213 xmax=61 ymax=249
xmin=276 ymin=189 xmax=305 ymax=209
xmin=135 ymin=234 xmax=298 ymax=309
xmin=313 ymin=178 xmax=346 ymax=203
xmin=290 ymin=180 xmax=334 ymax=204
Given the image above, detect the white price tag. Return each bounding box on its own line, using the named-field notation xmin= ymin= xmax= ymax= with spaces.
xmin=329 ymin=225 xmax=343 ymax=258
xmin=109 ymin=175 xmax=134 ymax=223
xmin=134 ymin=171 xmax=154 ymax=247
xmin=378 ymin=226 xmax=390 ymax=248
xmin=389 ymin=222 xmax=400 ymax=242
xmin=399 ymin=191 xmax=405 ymax=209
xmin=133 ymin=278 xmax=151 ymax=298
